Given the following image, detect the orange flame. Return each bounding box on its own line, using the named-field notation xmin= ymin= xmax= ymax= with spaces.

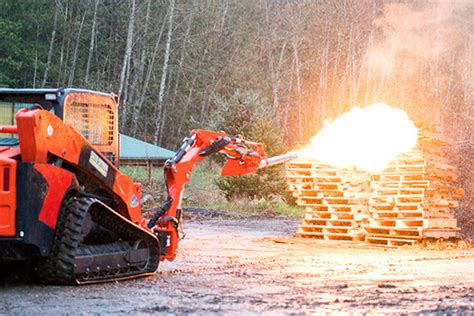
xmin=299 ymin=103 xmax=418 ymax=172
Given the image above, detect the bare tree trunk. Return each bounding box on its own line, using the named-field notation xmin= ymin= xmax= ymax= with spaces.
xmin=58 ymin=1 xmax=69 ymax=85
xmin=292 ymin=34 xmax=302 ymax=140
xmin=176 ymin=75 xmax=198 ymax=139
xmin=154 ymin=0 xmax=175 ymax=145
xmin=463 ymin=35 xmax=473 ymax=110
xmin=119 ymin=0 xmax=136 ymax=129
xmin=131 ymin=7 xmax=167 ymax=136
xmin=287 ymin=1 xmax=303 ymax=139
xmin=33 ymin=20 xmax=40 ymax=88
xmin=85 ymin=0 xmax=100 ymax=85
xmin=159 ymin=106 xmax=167 ymax=145
xmin=128 ymin=0 xmax=151 ymax=137
xmin=347 ymin=22 xmax=354 ymax=108
xmin=318 ymin=33 xmax=330 ymax=125
xmin=264 ymin=1 xmax=280 ymax=115
xmin=172 ymin=12 xmax=194 ymax=104
xmin=219 ymin=0 xmax=228 ymax=36
xmin=121 ymin=51 xmax=132 ymax=129
xmin=364 ymin=2 xmax=376 ymax=106
xmin=442 ymin=53 xmax=457 ymax=112
xmin=331 ymin=31 xmax=342 ymax=107
xmin=159 ymin=71 xmax=174 ymax=144
xmin=68 ymin=4 xmax=88 ymax=86
xmin=33 ymin=51 xmax=38 ymax=88
xmin=42 ymin=0 xmax=59 ymax=87
xmin=283 ymin=68 xmax=293 ymax=140
xmin=175 ymin=40 xmax=211 ymax=139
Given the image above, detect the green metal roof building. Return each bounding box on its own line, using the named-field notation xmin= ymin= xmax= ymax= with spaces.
xmin=119 ymin=134 xmax=174 ymax=163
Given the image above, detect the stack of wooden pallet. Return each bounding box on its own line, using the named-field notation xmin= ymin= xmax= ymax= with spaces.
xmin=286 ymin=162 xmax=370 ymax=241
xmin=287 ymin=135 xmax=463 ymax=247
xmin=418 ymin=131 xmax=464 ymax=239
xmin=366 ymin=149 xmax=432 ymax=246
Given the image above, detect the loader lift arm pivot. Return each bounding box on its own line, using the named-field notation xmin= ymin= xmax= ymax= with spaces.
xmin=148 ymin=129 xmax=268 ymax=261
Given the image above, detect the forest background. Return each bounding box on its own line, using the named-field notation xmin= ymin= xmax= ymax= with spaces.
xmin=0 ymin=0 xmax=472 ymax=223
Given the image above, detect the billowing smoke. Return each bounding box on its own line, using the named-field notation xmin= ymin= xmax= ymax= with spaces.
xmin=364 ymin=0 xmax=472 ymax=129
xmin=367 ymin=1 xmax=472 ymax=80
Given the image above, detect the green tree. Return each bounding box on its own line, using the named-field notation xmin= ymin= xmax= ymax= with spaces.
xmin=214 ymin=91 xmax=287 ymax=200
xmin=0 ymin=1 xmax=45 ymax=87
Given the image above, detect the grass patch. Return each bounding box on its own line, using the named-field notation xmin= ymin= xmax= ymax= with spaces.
xmin=207 ymin=198 xmax=304 ymax=218
xmin=120 ymin=165 xmax=166 ymax=184
xmin=120 ymin=164 xmax=303 ymax=218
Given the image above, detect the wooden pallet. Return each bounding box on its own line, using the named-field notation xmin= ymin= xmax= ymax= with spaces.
xmin=301 ymin=218 xmax=358 ymax=227
xmin=297 ymin=226 xmax=365 ymax=241
xmin=372 ymin=174 xmax=425 ymax=181
xmin=371 ymin=188 xmax=426 ymax=196
xmin=368 ymin=218 xmax=424 ymax=229
xmin=369 ymin=195 xmax=425 ymax=204
xmin=298 ymin=196 xmax=366 ymax=206
xmin=370 ymin=180 xmax=430 ymax=189
xmin=423 ymin=228 xmax=459 ymax=239
xmin=371 ymin=210 xmax=425 ymax=219
xmin=366 ymin=236 xmax=417 ymax=247
xmin=305 ymin=211 xmax=364 ymax=221
xmin=365 ymin=227 xmax=423 ymax=238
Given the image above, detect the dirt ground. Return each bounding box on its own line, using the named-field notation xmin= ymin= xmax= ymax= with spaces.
xmin=0 ymin=215 xmax=473 ymax=314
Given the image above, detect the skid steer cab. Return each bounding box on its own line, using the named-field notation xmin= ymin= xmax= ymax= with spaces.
xmin=0 ymin=88 xmax=151 ymax=284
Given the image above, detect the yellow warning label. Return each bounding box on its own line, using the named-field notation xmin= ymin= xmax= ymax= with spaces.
xmin=89 ymin=151 xmax=109 ymax=177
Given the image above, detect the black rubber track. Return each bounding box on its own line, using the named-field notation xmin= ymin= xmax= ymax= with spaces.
xmin=37 ymin=197 xmax=160 ymax=285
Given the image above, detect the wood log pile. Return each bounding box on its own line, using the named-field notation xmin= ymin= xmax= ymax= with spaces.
xmin=286 ymin=133 xmax=464 ymax=247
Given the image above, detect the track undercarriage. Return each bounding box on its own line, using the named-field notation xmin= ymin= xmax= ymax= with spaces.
xmin=38 ymin=197 xmax=160 ymax=285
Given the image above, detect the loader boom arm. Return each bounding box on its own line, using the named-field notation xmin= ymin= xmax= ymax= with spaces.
xmin=149 ymin=129 xmax=298 ymax=261
xmin=148 ymin=129 xmax=274 ymax=261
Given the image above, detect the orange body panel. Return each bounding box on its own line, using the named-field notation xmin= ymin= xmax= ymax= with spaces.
xmin=16 ymin=108 xmax=82 ymax=164
xmin=112 ymin=174 xmax=142 ymax=222
xmin=15 ymin=109 xmax=142 ymax=223
xmin=35 ymin=164 xmax=76 ymax=229
xmin=0 ymin=147 xmax=19 ymax=236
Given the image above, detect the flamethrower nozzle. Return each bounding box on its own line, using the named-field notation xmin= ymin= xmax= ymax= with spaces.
xmin=258 ymin=151 xmax=299 ymax=169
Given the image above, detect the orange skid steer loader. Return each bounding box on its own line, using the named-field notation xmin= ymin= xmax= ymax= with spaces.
xmin=0 ymin=88 xmax=296 ymax=284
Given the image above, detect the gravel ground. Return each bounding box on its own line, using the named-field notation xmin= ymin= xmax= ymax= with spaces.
xmin=0 ymin=216 xmax=473 ymax=315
